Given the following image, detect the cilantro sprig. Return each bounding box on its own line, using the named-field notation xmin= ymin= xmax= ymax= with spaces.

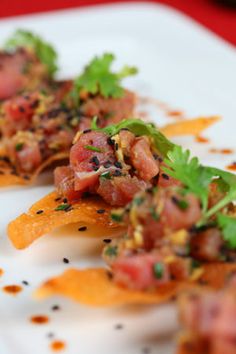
xmin=4 ymin=29 xmax=58 ymax=77
xmin=163 ymin=146 xmax=213 ymax=212
xmin=92 ymin=118 xmax=174 ymax=157
xmin=217 ymin=214 xmax=236 ymax=249
xmin=72 ymin=53 xmax=138 ymax=102
xmin=163 ymin=146 xmax=236 ymax=219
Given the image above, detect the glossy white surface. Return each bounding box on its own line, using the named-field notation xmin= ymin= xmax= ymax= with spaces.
xmin=0 ymin=2 xmax=236 ymax=354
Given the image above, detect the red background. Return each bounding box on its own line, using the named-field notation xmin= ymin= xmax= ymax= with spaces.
xmin=0 ymin=0 xmax=236 ymax=46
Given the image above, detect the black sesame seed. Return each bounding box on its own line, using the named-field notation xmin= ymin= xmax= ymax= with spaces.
xmin=83 ymin=129 xmax=92 ymax=134
xmin=113 ymin=169 xmax=122 ymax=177
xmin=162 ymin=173 xmax=169 ymax=180
xmin=114 ymin=323 xmax=123 ymax=330
xmin=114 ymin=161 xmax=122 ymax=169
xmin=107 ymin=137 xmax=115 ymax=146
xmin=36 ymin=210 xmax=44 ymax=215
xmin=90 ymin=156 xmax=100 ymax=166
xmin=103 ymin=160 xmax=112 ymax=168
xmin=78 ymin=226 xmax=87 ymax=232
xmin=63 ymin=198 xmax=68 ymax=203
xmin=63 ymin=257 xmax=69 ymax=264
xmin=115 ymin=143 xmax=119 ymax=151
xmin=97 ymin=209 xmax=105 ymax=214
xmin=22 ymin=280 xmax=29 ymax=286
xmin=23 ymin=175 xmax=30 ymax=180
xmin=54 ymin=197 xmax=61 ymax=202
xmin=103 ymin=239 xmax=112 ymax=243
xmin=51 ymin=305 xmax=60 ymax=311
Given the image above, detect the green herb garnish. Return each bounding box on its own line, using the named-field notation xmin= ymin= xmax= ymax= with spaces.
xmin=217 ymin=213 xmax=236 ymax=249
xmin=84 ymin=145 xmax=102 ymax=153
xmin=111 ymin=212 xmax=124 ymax=222
xmin=100 ymin=171 xmax=111 ymax=180
xmin=55 ymin=203 xmax=71 ymax=211
xmin=15 ymin=143 xmax=24 ymax=151
xmin=162 ymin=145 xmax=236 ymax=224
xmin=104 ymin=245 xmax=118 ymax=257
xmin=149 ymin=206 xmax=159 ymax=221
xmin=4 ymin=29 xmax=58 ymax=76
xmin=172 ymin=197 xmax=189 ymax=210
xmin=153 ymin=263 xmax=163 ymax=279
xmin=133 ymin=196 xmax=144 ymax=206
xmin=72 ymin=53 xmax=137 ymax=102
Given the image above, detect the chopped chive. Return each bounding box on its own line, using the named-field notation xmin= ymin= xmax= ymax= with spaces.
xmin=191 ymin=259 xmax=201 ymax=270
xmin=55 ymin=203 xmax=71 ymax=211
xmin=15 ymin=142 xmax=24 ymax=151
xmin=84 ymin=145 xmax=102 ymax=152
xmin=133 ymin=196 xmax=144 ymax=206
xmin=100 ymin=171 xmax=111 ymax=180
xmin=171 ymin=196 xmax=189 ymax=210
xmin=111 ymin=212 xmax=123 ymax=222
xmin=104 ymin=245 xmax=118 ymax=257
xmin=153 ymin=263 xmax=163 ymax=279
xmin=149 ymin=206 xmax=159 ymax=221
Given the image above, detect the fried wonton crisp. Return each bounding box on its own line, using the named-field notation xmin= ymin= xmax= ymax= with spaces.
xmin=0 ymin=152 xmax=69 ymax=187
xmin=35 ymin=268 xmax=182 ymax=306
xmin=160 ymin=116 xmax=220 ymax=138
xmin=8 ymin=192 xmax=119 ymax=249
xmin=35 ymin=263 xmax=236 ymax=307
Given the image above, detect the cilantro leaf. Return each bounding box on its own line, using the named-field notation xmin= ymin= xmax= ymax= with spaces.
xmin=217 ymin=213 xmax=236 ymax=249
xmin=204 ymin=167 xmax=236 ymax=219
xmin=4 ymin=29 xmax=58 ymax=76
xmin=93 ymin=118 xmax=174 ymax=157
xmin=73 ymin=53 xmax=138 ymax=100
xmin=163 ymin=146 xmax=213 ymax=211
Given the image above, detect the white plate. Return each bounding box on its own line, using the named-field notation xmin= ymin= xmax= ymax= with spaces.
xmin=0 ymin=3 xmax=236 ymax=354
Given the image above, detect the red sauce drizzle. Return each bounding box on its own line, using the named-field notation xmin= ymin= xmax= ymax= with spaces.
xmin=30 ymin=315 xmax=49 ymax=325
xmin=226 ymin=164 xmax=236 ymax=171
xmin=209 ymin=148 xmax=233 ymax=155
xmin=167 ymin=110 xmax=184 ymax=119
xmin=50 ymin=340 xmax=66 ymax=352
xmin=195 ymin=136 xmax=209 ymax=143
xmin=3 ymin=285 xmax=22 ymax=295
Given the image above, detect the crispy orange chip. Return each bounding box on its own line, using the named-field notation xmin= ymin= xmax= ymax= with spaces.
xmin=35 ymin=263 xmax=236 ymax=307
xmin=35 ymin=268 xmax=182 ymax=306
xmin=8 ymin=192 xmax=119 ymax=249
xmin=160 ymin=116 xmax=220 ymax=138
xmin=0 ymin=152 xmax=69 ymax=187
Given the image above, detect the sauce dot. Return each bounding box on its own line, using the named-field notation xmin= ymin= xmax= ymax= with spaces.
xmin=30 ymin=315 xmax=49 ymax=325
xmin=50 ymin=340 xmax=66 ymax=352
xmin=226 ymin=164 xmax=236 ymax=171
xmin=195 ymin=136 xmax=209 ymax=143
xmin=167 ymin=110 xmax=183 ymax=118
xmin=3 ymin=285 xmax=22 ymax=295
xmin=209 ymin=148 xmax=233 ymax=155
xmin=0 ymin=268 xmax=4 ymax=277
